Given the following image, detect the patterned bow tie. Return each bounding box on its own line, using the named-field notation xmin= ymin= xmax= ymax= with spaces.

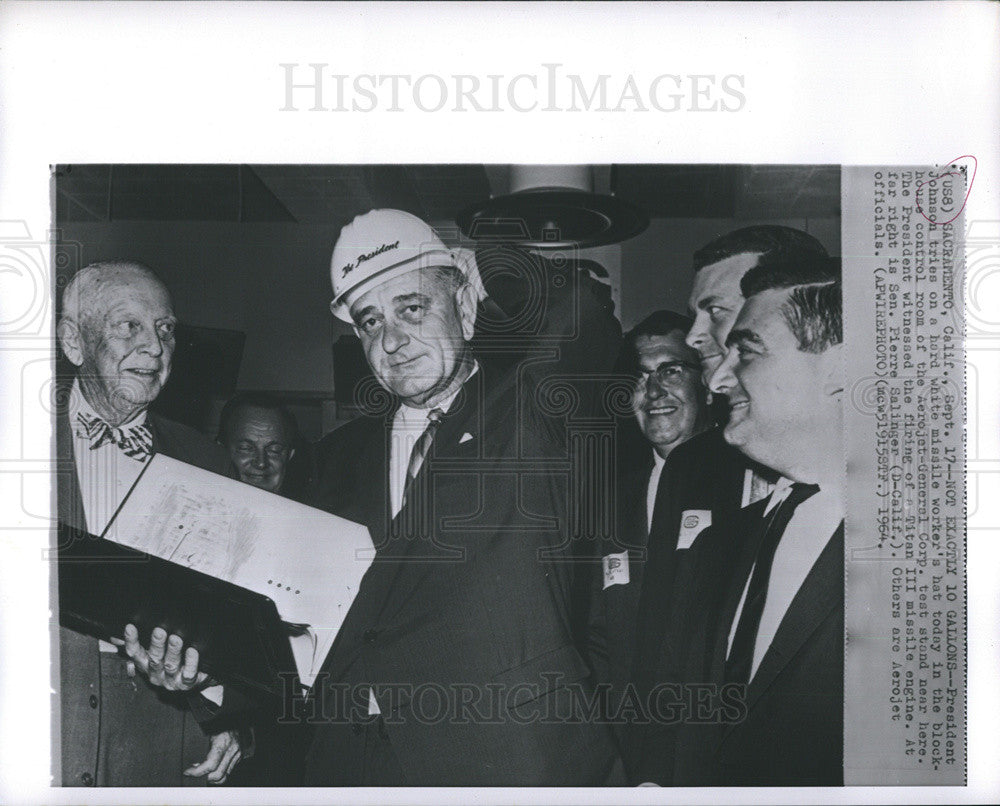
xmin=75 ymin=411 xmax=153 ymax=461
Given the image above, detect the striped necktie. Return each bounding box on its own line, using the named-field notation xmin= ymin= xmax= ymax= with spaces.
xmin=75 ymin=411 xmax=153 ymax=461
xmin=401 ymin=407 xmax=444 ymax=508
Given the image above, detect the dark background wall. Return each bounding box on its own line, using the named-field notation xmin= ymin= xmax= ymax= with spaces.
xmin=54 ymin=165 xmax=841 ymax=441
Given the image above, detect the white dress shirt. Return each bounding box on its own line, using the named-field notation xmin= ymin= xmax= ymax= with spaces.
xmin=68 ymin=379 xmax=151 ymax=537
xmin=645 ymin=452 xmax=666 ymax=534
xmin=69 ymin=381 xmax=153 ymax=654
xmin=726 ymin=477 xmax=843 ymax=681
xmin=388 ymin=365 xmax=477 ymax=518
xmin=68 ymin=381 xmax=228 ymax=707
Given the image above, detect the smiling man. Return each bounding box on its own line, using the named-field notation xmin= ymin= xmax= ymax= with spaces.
xmin=658 ymin=264 xmax=845 ymax=786
xmin=218 ymin=393 xmax=299 ymax=495
xmin=586 ymin=310 xmax=708 ymax=757
xmin=55 ymin=260 xmax=244 ymax=786
xmin=631 ymin=313 xmax=707 ymax=465
xmin=642 ymin=228 xmax=832 ymax=569
xmin=632 ymin=253 xmax=844 ymax=787
xmin=628 ymin=229 xmax=835 ymax=783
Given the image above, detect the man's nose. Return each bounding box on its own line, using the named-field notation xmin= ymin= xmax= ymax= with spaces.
xmin=252 ymin=448 xmax=269 ymax=469
xmin=381 ymin=321 xmax=410 ymax=353
xmin=644 ymin=374 xmax=668 ymax=400
xmin=136 ymin=324 xmax=164 ymax=357
xmin=708 ymin=349 xmax=738 ymax=395
xmin=685 ymin=317 xmax=707 ymax=350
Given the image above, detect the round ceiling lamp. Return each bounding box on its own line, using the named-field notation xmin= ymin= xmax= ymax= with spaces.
xmin=457 ymin=165 xmax=649 ymax=249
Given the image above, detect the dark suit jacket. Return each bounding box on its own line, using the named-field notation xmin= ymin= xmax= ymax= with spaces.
xmin=635 ymin=497 xmax=845 ymax=786
xmin=641 ymin=427 xmax=753 ymax=605
xmin=304 ymin=362 xmax=622 ymax=786
xmin=617 ymin=427 xmax=748 ymax=776
xmin=56 ymin=406 xmax=232 ymax=787
xmin=583 ymin=429 xmax=654 ymax=748
xmin=299 ymin=250 xmax=623 ymax=787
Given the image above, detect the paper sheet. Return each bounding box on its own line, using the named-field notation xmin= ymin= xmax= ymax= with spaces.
xmin=104 ymin=454 xmax=375 ymax=684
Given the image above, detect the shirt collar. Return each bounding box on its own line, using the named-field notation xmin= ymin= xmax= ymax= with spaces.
xmin=69 ymin=378 xmax=149 ymax=433
xmin=651 ymin=450 xmax=666 ymax=473
xmin=395 ymin=361 xmax=480 ymax=427
xmin=762 ymin=476 xmax=795 ymax=516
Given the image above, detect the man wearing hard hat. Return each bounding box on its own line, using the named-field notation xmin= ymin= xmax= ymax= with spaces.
xmin=303 ymin=209 xmax=624 ymax=785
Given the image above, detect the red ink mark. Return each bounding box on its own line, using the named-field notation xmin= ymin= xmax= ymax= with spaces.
xmin=915 ymin=155 xmax=977 ymax=225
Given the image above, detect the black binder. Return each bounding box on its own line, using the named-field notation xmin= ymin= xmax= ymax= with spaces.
xmin=56 ymin=522 xmax=299 ymax=700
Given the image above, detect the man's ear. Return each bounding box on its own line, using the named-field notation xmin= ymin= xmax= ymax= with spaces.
xmin=455 ymin=282 xmax=478 ymax=342
xmin=57 ymin=318 xmax=85 ymax=367
xmin=820 ymin=342 xmax=844 ymax=397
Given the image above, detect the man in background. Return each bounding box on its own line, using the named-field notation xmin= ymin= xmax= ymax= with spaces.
xmin=216 ymin=391 xmax=315 ymax=785
xmin=628 ymin=226 xmax=835 ymax=781
xmin=217 ymin=392 xmax=310 ymax=500
xmin=55 ymin=260 xmax=243 ymax=786
xmin=586 ymin=310 xmax=707 ymax=750
xmin=640 ymin=263 xmax=845 ymax=785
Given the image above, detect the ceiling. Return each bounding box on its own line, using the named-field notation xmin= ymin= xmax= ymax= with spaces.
xmin=54 ymin=164 xmax=840 ymax=228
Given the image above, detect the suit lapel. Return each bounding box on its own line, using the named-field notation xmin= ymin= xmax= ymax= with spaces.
xmin=323 ymin=378 xmax=486 ymax=681
xmin=624 ymin=449 xmax=655 ymax=551
xmin=56 ymin=410 xmax=87 ymax=532
xmin=319 ymin=416 xmax=397 ymax=680
xmin=736 ymin=522 xmax=844 ymax=718
xmin=707 ymin=500 xmax=770 ymax=679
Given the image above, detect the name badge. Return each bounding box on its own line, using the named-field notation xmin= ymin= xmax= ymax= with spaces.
xmin=602 ymin=551 xmax=630 ymax=589
xmin=676 ymin=509 xmax=711 ymax=550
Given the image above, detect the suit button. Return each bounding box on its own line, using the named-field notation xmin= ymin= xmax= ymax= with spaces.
xmin=362 ymin=629 xmax=379 ymax=644
xmin=351 ymin=723 xmax=363 ymax=735
xmin=80 ymin=772 xmax=94 ymax=786
xmin=88 ymin=695 xmax=98 ymax=709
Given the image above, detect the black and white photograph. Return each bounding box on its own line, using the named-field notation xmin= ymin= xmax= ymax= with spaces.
xmin=49 ymin=162 xmax=850 ymax=788
xmin=0 ymin=2 xmax=997 ymax=805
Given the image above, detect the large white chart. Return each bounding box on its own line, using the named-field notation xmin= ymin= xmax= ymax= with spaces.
xmin=104 ymin=454 xmax=375 ymax=685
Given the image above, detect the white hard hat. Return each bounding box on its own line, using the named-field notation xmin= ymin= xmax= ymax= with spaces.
xmin=329 ymin=209 xmax=461 ymax=322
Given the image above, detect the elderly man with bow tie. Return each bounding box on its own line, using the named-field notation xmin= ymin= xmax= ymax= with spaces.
xmin=55 ymin=260 xmax=244 ymax=787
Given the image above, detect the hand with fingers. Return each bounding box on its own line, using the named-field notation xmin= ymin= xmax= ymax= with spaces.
xmin=184 ymin=729 xmax=244 ymax=784
xmin=122 ymin=623 xmax=212 ymax=692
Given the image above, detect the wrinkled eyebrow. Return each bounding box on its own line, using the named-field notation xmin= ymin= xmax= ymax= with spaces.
xmin=392 ymin=292 xmax=432 ymax=307
xmin=351 ymin=305 xmax=380 ymax=323
xmin=726 ymin=327 xmax=764 ymax=348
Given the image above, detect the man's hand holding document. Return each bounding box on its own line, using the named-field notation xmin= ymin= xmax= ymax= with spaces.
xmin=103 ymin=453 xmax=374 ymax=688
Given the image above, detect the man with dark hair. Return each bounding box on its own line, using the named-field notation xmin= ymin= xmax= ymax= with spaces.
xmin=586 ymin=310 xmax=708 ymax=752
xmin=628 ymin=228 xmax=836 ymax=782
xmin=688 ymin=225 xmax=830 ymax=390
xmin=217 ymin=392 xmax=300 ymax=496
xmin=215 ymin=391 xmax=315 ymax=785
xmin=652 ymin=229 xmax=834 ymax=561
xmin=636 ymin=268 xmax=845 ymax=786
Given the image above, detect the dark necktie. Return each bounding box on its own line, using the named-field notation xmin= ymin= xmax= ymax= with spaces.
xmin=400 ymin=407 xmax=444 ymax=509
xmin=75 ymin=411 xmax=153 ymax=461
xmin=724 ymin=481 xmax=820 ymax=684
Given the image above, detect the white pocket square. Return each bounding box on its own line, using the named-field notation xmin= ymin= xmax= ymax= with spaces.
xmin=459 ymin=432 xmax=474 ymax=443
